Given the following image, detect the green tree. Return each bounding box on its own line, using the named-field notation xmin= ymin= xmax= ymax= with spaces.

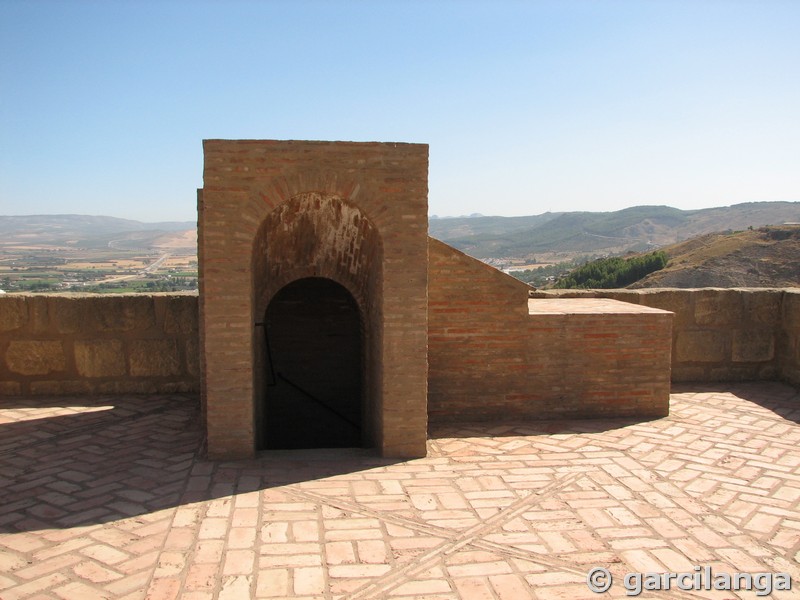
xmin=554 ymin=251 xmax=667 ymax=289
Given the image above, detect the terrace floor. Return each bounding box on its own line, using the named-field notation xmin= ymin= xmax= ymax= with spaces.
xmin=1 ymin=383 xmax=799 ymax=599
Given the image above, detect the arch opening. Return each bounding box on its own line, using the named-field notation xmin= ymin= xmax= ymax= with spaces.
xmin=259 ymin=277 xmax=363 ymax=450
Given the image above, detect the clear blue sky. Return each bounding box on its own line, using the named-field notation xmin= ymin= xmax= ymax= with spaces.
xmin=1 ymin=0 xmax=798 ymax=222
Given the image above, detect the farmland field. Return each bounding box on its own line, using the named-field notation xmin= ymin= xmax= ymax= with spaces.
xmin=0 ymin=216 xmax=197 ymax=293
xmin=0 ymin=245 xmax=198 ymax=293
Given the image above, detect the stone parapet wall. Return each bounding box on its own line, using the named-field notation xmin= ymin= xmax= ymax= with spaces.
xmin=530 ymin=287 xmax=800 ymax=384
xmin=1 ymin=281 xmax=797 ymax=405
xmin=780 ymin=290 xmax=800 ymax=387
xmin=0 ymin=293 xmax=199 ymax=396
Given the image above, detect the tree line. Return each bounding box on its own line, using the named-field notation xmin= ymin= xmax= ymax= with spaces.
xmin=553 ymin=251 xmax=668 ymax=289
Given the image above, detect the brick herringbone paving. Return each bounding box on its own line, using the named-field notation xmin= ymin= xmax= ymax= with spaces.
xmin=1 ymin=384 xmax=799 ymax=599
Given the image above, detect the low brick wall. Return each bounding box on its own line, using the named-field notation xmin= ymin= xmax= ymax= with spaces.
xmin=0 ymin=293 xmax=199 ymax=396
xmin=530 ymin=287 xmax=800 ymax=385
xmin=428 ymin=239 xmax=673 ymax=423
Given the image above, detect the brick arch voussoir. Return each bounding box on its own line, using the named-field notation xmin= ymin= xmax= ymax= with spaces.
xmin=261 ymin=267 xmax=366 ymax=322
xmin=251 ymin=172 xmax=375 ymax=228
xmin=251 ymin=192 xmax=381 ymax=320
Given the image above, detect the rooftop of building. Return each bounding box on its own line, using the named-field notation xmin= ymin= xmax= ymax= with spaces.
xmin=1 ymin=382 xmax=799 ymax=599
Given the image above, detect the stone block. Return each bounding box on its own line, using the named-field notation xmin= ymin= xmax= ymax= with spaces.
xmin=710 ymin=365 xmax=766 ymax=382
xmin=30 ymin=380 xmax=91 ymax=395
xmin=757 ymin=364 xmax=779 ymax=379
xmin=742 ymin=291 xmax=782 ymax=326
xmin=783 ymin=365 xmax=800 ymax=388
xmin=732 ymin=330 xmax=774 ymax=363
xmin=129 ymin=339 xmax=180 ymax=377
xmin=0 ymin=381 xmax=22 ymax=396
xmin=29 ymin=295 xmax=53 ymax=334
xmin=638 ymin=290 xmax=691 ymax=329
xmin=675 ymin=330 xmax=726 ymax=363
xmin=783 ymin=292 xmax=800 ymax=329
xmin=75 ymin=339 xmax=126 ymax=377
xmin=95 ymin=380 xmax=159 ymax=394
xmin=0 ymin=297 xmax=28 ymax=332
xmin=162 ymin=295 xmax=198 ymax=334
xmin=671 ymin=365 xmax=707 ymax=382
xmin=694 ymin=290 xmax=743 ymax=326
xmin=5 ymin=341 xmax=66 ymax=375
xmin=54 ymin=296 xmax=156 ymax=334
xmin=186 ymin=337 xmax=200 ymax=377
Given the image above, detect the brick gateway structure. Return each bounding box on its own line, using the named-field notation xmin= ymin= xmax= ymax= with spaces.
xmin=198 ymin=139 xmax=673 ymax=460
xmin=199 ymin=141 xmax=429 ymax=459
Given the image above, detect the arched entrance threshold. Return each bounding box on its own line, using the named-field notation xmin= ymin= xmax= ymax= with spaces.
xmin=260 ymin=277 xmax=363 ymax=450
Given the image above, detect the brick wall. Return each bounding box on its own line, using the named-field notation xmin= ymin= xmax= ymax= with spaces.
xmin=0 ymin=294 xmax=198 ymax=396
xmin=428 ymin=239 xmax=673 ymax=423
xmin=530 ymin=287 xmax=800 ymax=384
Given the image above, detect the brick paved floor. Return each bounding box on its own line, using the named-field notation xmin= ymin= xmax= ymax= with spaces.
xmin=1 ymin=383 xmax=799 ymax=599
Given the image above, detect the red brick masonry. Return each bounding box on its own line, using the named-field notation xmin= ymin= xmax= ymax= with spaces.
xmin=428 ymin=239 xmax=673 ymax=423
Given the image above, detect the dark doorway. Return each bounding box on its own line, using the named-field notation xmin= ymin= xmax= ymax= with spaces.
xmin=260 ymin=277 xmax=362 ymax=449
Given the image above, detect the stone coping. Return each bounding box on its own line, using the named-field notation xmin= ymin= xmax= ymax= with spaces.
xmin=528 ymin=297 xmax=673 ymax=315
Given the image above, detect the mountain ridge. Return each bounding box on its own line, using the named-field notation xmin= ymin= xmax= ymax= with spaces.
xmin=3 ymin=202 xmax=798 ymax=260
xmin=429 ymin=201 xmax=799 ymax=260
xmin=0 ymin=214 xmax=196 ymax=251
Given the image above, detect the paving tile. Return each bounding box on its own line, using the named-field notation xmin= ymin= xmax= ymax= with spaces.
xmin=1 ymin=383 xmax=800 ymax=599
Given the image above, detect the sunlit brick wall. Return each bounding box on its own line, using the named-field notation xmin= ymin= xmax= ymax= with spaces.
xmin=428 ymin=239 xmax=673 ymax=423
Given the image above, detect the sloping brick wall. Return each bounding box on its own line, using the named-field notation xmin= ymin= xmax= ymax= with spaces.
xmin=428 ymin=239 xmax=673 ymax=423
xmin=0 ymin=294 xmax=198 ymax=396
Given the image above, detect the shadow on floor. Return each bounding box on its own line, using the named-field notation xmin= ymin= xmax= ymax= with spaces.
xmin=428 ymin=416 xmax=653 ymax=440
xmin=671 ymin=380 xmax=800 ymax=424
xmin=0 ymin=395 xmax=399 ymax=535
xmin=2 ymin=381 xmax=797 ymax=534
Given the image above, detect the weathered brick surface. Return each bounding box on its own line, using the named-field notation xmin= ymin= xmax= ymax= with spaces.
xmin=0 ymin=293 xmax=198 ymax=395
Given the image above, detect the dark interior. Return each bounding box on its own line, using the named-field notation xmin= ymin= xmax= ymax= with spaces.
xmin=260 ymin=277 xmax=362 ymax=449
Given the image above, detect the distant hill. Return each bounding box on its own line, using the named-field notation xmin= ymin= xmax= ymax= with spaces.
xmin=630 ymin=225 xmax=800 ymax=288
xmin=0 ymin=214 xmax=196 ymax=251
xmin=429 ymin=202 xmax=800 ymax=260
xmin=4 ymin=203 xmax=799 ymax=263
